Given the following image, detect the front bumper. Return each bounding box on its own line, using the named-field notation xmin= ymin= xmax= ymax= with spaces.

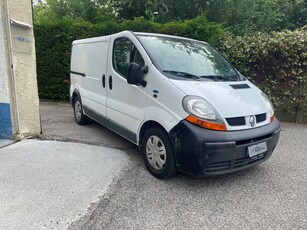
xmin=169 ymin=118 xmax=281 ymax=176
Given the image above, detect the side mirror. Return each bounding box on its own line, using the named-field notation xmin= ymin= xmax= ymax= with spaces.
xmin=127 ymin=63 xmax=148 ymax=87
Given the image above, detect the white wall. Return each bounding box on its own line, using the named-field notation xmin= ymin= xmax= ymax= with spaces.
xmin=0 ymin=0 xmax=12 ymax=139
xmin=0 ymin=7 xmax=9 ymax=104
xmin=0 ymin=0 xmax=40 ymax=139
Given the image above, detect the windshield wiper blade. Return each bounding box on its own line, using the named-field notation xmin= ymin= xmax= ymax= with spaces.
xmin=199 ymin=75 xmax=237 ymax=81
xmin=163 ymin=70 xmax=200 ymax=80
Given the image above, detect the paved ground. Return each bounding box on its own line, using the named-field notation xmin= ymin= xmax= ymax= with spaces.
xmin=0 ymin=140 xmax=129 ymax=230
xmin=10 ymin=102 xmax=296 ymax=230
xmin=69 ymin=125 xmax=307 ymax=230
xmin=39 ymin=101 xmax=134 ymax=150
xmin=0 ymin=139 xmax=13 ymax=148
xmin=40 ymin=101 xmax=307 ymax=229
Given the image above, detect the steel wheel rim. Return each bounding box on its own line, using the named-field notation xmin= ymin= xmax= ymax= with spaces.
xmin=74 ymin=101 xmax=82 ymax=121
xmin=146 ymin=135 xmax=166 ymax=170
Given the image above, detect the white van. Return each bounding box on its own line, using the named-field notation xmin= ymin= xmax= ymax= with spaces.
xmin=70 ymin=31 xmax=281 ymax=179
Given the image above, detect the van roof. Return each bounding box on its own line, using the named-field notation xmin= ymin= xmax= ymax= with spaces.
xmin=72 ymin=31 xmax=209 ymax=45
xmin=133 ymin=32 xmax=209 ymax=44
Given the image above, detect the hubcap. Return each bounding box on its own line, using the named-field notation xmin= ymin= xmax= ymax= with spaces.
xmin=74 ymin=101 xmax=82 ymax=121
xmin=146 ymin=135 xmax=166 ymax=170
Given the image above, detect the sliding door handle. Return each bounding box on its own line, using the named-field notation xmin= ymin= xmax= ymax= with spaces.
xmin=102 ymin=74 xmax=105 ymax=88
xmin=109 ymin=75 xmax=112 ymax=90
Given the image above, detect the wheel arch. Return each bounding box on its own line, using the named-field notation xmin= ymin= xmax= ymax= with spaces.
xmin=138 ymin=121 xmax=165 ymax=146
xmin=139 ymin=120 xmax=177 ymax=179
xmin=71 ymin=89 xmax=81 ymax=107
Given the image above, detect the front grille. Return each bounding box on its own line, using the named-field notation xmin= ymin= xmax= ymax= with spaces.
xmin=204 ymin=152 xmax=267 ymax=173
xmin=226 ymin=113 xmax=267 ymax=127
xmin=234 ymin=153 xmax=266 ymax=168
xmin=226 ymin=117 xmax=245 ymax=126
xmin=204 ymin=161 xmax=231 ymax=172
xmin=256 ymin=113 xmax=266 ymax=123
xmin=236 ymin=133 xmax=273 ymax=146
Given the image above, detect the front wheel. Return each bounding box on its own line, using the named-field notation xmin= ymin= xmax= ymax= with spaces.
xmin=141 ymin=127 xmax=176 ymax=179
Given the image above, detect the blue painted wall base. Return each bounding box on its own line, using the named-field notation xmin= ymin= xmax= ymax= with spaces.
xmin=0 ymin=103 xmax=12 ymax=139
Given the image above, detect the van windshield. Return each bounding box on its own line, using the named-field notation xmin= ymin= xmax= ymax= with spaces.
xmin=137 ymin=35 xmax=240 ymax=82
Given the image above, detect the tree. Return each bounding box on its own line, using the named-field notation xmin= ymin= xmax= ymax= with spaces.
xmin=33 ymin=0 xmax=115 ymax=23
xmin=204 ymin=0 xmax=307 ymax=35
xmin=110 ymin=0 xmax=147 ymax=20
xmin=34 ymin=0 xmax=306 ymax=35
xmin=112 ymin=0 xmax=306 ymax=34
xmin=145 ymin=0 xmax=207 ymax=22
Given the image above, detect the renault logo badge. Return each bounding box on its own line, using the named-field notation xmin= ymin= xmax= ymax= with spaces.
xmin=249 ymin=115 xmax=256 ymax=127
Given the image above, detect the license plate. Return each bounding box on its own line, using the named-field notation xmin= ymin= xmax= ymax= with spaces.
xmin=247 ymin=142 xmax=267 ymax=157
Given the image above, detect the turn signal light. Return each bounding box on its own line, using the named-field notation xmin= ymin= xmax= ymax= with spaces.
xmin=185 ymin=115 xmax=227 ymax=131
xmin=270 ymin=115 xmax=275 ymax=123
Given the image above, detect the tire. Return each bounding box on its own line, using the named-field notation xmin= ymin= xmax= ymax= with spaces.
xmin=141 ymin=127 xmax=176 ymax=179
xmin=73 ymin=96 xmax=91 ymax=125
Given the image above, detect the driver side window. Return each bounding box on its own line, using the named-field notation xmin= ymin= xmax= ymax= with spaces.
xmin=113 ymin=37 xmax=145 ymax=79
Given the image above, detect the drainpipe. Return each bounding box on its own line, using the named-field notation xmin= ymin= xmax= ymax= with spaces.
xmin=5 ymin=0 xmax=20 ymax=137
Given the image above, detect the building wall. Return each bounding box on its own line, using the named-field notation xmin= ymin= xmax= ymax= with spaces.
xmin=0 ymin=0 xmax=13 ymax=138
xmin=0 ymin=0 xmax=40 ymax=139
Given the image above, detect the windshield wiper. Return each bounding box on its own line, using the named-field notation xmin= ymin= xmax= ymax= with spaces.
xmin=163 ymin=71 xmax=238 ymax=81
xmin=163 ymin=70 xmax=200 ymax=80
xmin=199 ymin=75 xmax=238 ymax=82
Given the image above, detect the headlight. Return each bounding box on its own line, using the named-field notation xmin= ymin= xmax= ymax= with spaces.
xmin=182 ymin=96 xmax=226 ymax=131
xmin=261 ymin=92 xmax=275 ymax=122
xmin=183 ymin=96 xmax=216 ymax=120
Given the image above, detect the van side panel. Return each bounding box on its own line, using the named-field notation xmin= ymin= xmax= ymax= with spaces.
xmin=70 ymin=45 xmax=84 ymax=102
xmin=71 ymin=38 xmax=110 ymax=119
xmin=141 ymin=66 xmax=187 ymax=130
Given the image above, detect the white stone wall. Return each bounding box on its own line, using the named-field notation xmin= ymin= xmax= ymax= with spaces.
xmin=0 ymin=0 xmax=40 ymax=139
xmin=0 ymin=5 xmax=9 ymax=104
xmin=0 ymin=0 xmax=13 ymax=138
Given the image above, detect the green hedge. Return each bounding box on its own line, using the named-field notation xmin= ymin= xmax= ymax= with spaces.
xmin=218 ymin=26 xmax=307 ymax=117
xmin=35 ymin=16 xmax=224 ymax=100
xmin=35 ymin=18 xmax=306 ymax=121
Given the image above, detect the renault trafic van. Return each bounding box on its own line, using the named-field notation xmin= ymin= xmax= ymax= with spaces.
xmin=70 ymin=31 xmax=281 ymax=179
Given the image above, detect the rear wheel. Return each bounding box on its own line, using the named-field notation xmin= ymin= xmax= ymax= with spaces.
xmin=141 ymin=127 xmax=176 ymax=179
xmin=73 ymin=96 xmax=91 ymax=125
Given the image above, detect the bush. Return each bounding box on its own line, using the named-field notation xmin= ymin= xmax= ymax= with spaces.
xmin=35 ymin=16 xmax=225 ymax=100
xmin=218 ymin=27 xmax=307 ymax=116
xmin=161 ymin=16 xmax=224 ymax=46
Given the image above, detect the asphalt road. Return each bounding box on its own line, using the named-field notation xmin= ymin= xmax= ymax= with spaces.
xmin=40 ymin=101 xmax=307 ymax=230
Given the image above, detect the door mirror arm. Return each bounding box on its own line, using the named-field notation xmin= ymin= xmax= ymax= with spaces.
xmin=141 ymin=65 xmax=148 ymax=74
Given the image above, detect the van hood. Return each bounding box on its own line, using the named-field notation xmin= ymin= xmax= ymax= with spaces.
xmin=170 ymin=80 xmax=268 ymax=118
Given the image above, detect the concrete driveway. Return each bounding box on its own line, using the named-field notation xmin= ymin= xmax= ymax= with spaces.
xmin=0 ymin=140 xmax=129 ymax=230
xmin=38 ymin=101 xmax=307 ymax=230
xmin=0 ymin=102 xmax=131 ymax=230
